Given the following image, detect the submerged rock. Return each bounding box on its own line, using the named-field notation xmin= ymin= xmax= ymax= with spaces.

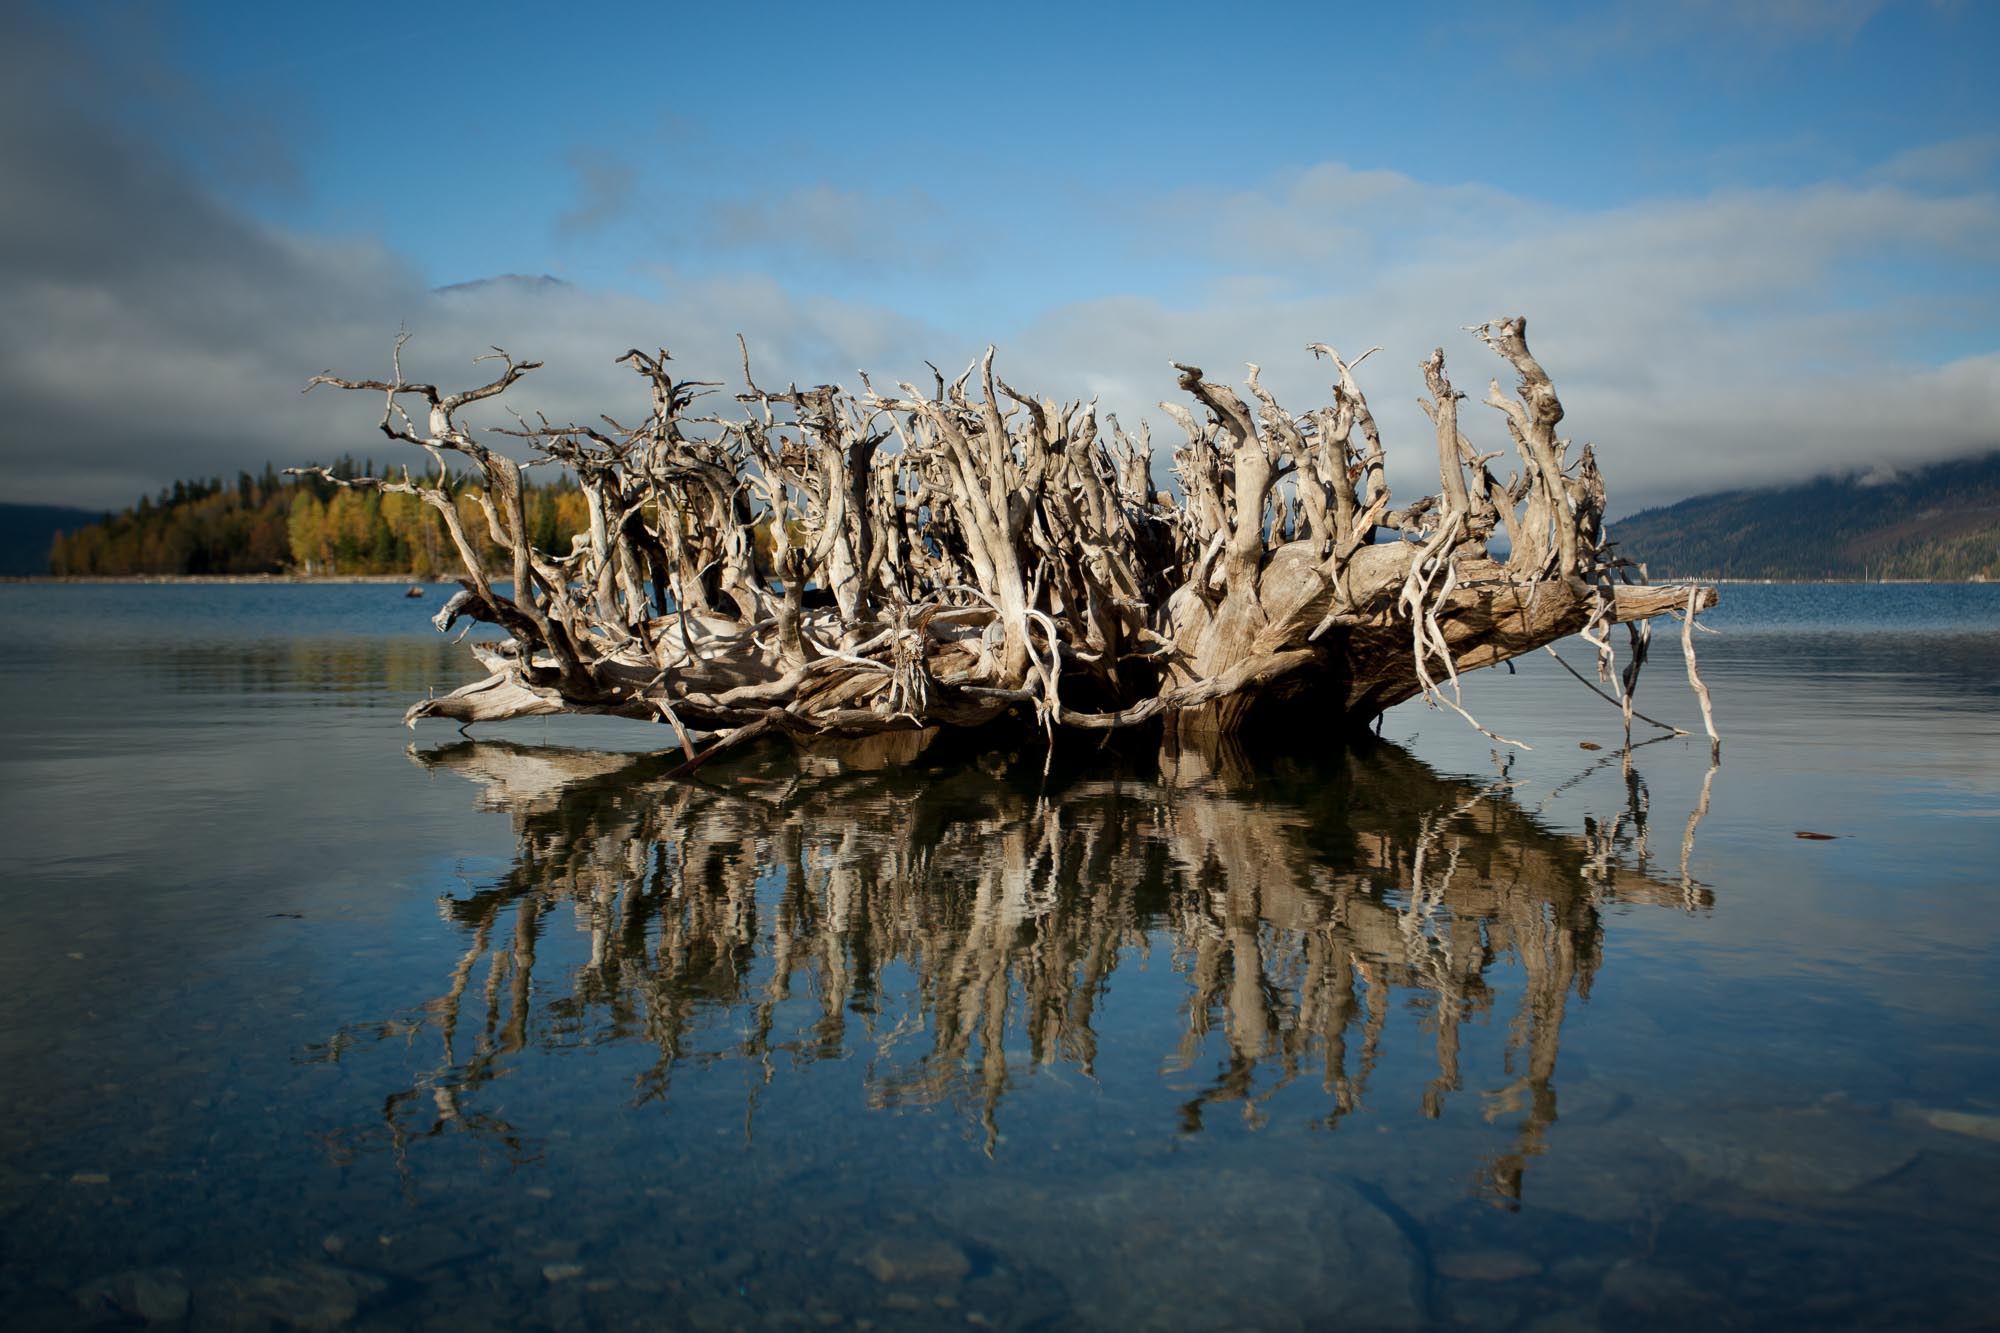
xmin=1435 ymin=1249 xmax=1543 ymax=1282
xmin=1518 ymin=1125 xmax=1685 ymax=1222
xmin=194 ymin=1261 xmax=387 ymax=1331
xmin=75 ymin=1268 xmax=191 ymax=1324
xmin=1660 ymin=1106 xmax=1917 ymax=1196
xmin=938 ymin=1166 xmax=1425 ymax=1330
xmin=684 ymin=1295 xmax=758 ymax=1330
xmin=1897 ymin=1103 xmax=2000 ymax=1143
xmin=855 ymin=1234 xmax=970 ymax=1285
xmin=1599 ymin=1259 xmax=1716 ymax=1322
xmin=370 ymin=1226 xmax=491 ymax=1276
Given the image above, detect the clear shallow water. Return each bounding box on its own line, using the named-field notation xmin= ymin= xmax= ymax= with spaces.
xmin=1 ymin=582 xmax=1997 ymax=1330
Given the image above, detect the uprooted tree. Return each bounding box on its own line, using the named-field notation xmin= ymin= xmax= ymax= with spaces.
xmin=304 ymin=316 xmax=1718 ymax=765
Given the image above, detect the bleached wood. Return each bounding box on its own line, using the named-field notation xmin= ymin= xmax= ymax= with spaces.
xmin=310 ymin=318 xmax=1720 ymax=757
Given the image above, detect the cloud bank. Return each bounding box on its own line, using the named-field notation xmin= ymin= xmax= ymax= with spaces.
xmin=1 ymin=9 xmax=1994 ymax=517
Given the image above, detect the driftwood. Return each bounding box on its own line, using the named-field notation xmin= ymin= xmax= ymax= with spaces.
xmin=305 ymin=318 xmax=1716 ymax=754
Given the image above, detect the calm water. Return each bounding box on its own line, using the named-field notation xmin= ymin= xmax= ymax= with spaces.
xmin=1 ymin=582 xmax=1997 ymax=1330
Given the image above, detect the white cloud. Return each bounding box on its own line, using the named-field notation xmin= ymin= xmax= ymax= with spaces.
xmin=0 ymin=4 xmax=1993 ymax=522
xmin=990 ymin=167 xmax=2000 ymax=514
xmin=1871 ymin=134 xmax=2000 ymax=187
xmin=702 ymin=184 xmax=956 ymax=273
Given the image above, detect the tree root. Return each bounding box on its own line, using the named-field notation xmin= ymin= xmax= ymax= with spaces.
xmin=306 ymin=316 xmax=1720 ymax=760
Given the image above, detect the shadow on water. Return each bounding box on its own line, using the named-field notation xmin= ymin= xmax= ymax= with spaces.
xmin=311 ymin=734 xmax=1713 ymax=1207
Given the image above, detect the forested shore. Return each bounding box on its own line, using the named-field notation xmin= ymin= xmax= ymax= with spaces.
xmin=45 ymin=460 xmax=591 ymax=578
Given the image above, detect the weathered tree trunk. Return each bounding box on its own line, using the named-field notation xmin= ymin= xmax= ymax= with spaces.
xmin=305 ymin=317 xmax=1716 ymax=758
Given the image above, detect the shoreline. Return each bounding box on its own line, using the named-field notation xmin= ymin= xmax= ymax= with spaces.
xmin=1699 ymin=576 xmax=1992 ymax=585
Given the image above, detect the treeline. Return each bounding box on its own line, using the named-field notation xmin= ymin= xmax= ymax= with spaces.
xmin=48 ymin=459 xmax=592 ymax=577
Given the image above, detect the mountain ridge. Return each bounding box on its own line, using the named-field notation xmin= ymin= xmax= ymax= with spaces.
xmin=1606 ymin=452 xmax=2000 ymax=581
xmin=0 ymin=503 xmax=103 ymax=576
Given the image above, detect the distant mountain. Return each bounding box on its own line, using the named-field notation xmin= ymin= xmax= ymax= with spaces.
xmin=1608 ymin=453 xmax=2000 ymax=581
xmin=433 ymin=273 xmax=570 ymax=296
xmin=0 ymin=503 xmax=102 ymax=576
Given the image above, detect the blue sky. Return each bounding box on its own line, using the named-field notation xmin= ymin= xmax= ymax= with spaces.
xmin=2 ymin=0 xmax=1996 ymax=510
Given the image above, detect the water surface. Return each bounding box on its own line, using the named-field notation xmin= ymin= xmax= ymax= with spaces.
xmin=1 ymin=581 xmax=1996 ymax=1330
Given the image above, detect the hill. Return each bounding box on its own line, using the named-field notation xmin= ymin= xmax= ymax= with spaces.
xmin=1607 ymin=453 xmax=2000 ymax=581
xmin=35 ymin=463 xmax=591 ymax=579
xmin=0 ymin=503 xmax=103 ymax=576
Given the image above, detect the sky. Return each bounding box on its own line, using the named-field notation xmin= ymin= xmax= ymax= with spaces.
xmin=1 ymin=0 xmax=1996 ymax=515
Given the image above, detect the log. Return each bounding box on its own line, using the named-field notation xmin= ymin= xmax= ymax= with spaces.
xmin=305 ymin=317 xmax=1718 ymax=755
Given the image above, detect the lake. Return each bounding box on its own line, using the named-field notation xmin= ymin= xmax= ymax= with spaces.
xmin=2 ymin=581 xmax=1997 ymax=1330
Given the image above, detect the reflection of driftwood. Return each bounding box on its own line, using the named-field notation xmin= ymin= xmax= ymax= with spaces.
xmin=319 ymin=739 xmax=1712 ymax=1200
xmin=407 ymin=741 xmax=639 ymax=816
xmin=305 ymin=320 xmax=1716 ymax=754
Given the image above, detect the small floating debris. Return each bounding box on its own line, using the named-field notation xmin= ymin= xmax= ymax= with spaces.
xmin=267 ymin=912 xmax=303 ymax=919
xmin=1794 ymin=831 xmax=1839 ymax=840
